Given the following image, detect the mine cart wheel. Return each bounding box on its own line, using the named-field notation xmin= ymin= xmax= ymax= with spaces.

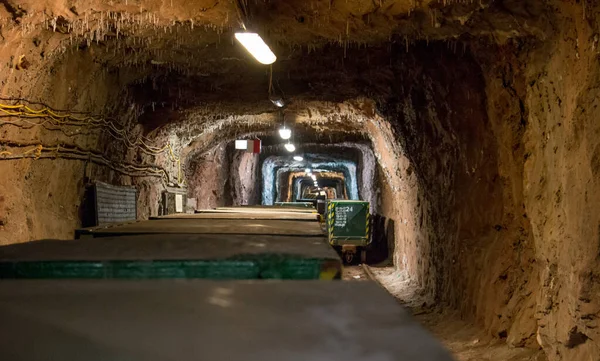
xmin=344 ymin=251 xmax=354 ymax=264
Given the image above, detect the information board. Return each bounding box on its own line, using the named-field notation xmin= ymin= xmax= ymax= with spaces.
xmin=334 ymin=206 xmax=354 ymax=227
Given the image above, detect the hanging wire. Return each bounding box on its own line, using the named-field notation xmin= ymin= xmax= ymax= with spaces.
xmin=268 ymin=64 xmax=273 ymax=96
xmin=0 ymin=102 xmax=184 ymax=185
xmin=275 ymin=78 xmax=286 ymax=100
xmin=233 ymin=0 xmax=249 ymax=29
xmin=0 ymin=142 xmax=170 ymax=181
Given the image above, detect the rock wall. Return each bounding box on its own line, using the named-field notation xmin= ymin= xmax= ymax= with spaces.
xmin=521 ymin=3 xmax=600 ymax=359
xmin=469 ymin=42 xmax=540 ymax=347
xmin=374 ymin=43 xmax=504 ymax=310
xmin=374 ymin=40 xmax=539 ymax=350
xmin=374 ymin=3 xmax=600 ymax=359
xmin=187 ymin=142 xmax=230 ymax=209
xmin=229 ymin=150 xmax=260 ymax=206
xmin=0 ymin=34 xmax=161 ymax=244
xmin=457 ymin=3 xmax=600 ymax=359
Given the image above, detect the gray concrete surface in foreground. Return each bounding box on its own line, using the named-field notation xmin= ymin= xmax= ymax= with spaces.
xmin=0 ymin=280 xmax=455 ymax=361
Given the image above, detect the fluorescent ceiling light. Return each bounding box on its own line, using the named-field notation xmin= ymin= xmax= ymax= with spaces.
xmin=235 ymin=32 xmax=277 ymax=65
xmin=279 ymin=127 xmax=291 ymax=140
xmin=293 ymin=156 xmax=303 ymax=161
xmin=284 ymin=143 xmax=295 ymax=152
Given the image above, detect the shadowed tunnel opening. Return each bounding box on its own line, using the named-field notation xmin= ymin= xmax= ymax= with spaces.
xmin=262 ymin=150 xmax=361 ymax=204
xmin=294 ymin=173 xmax=347 ymax=201
xmin=2 ymin=1 xmax=600 ymax=360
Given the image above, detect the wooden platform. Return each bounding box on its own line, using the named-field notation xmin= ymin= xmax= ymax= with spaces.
xmin=0 ymin=235 xmax=337 ymax=261
xmin=76 ymin=218 xmax=324 ymax=238
xmin=0 ymin=235 xmax=340 ymax=280
xmin=0 ymin=280 xmax=454 ymax=361
xmin=214 ymin=207 xmax=317 ymax=214
xmin=152 ymin=212 xmax=319 ymax=221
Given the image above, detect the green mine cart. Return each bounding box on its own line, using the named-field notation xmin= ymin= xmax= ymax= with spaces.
xmin=326 ymin=200 xmax=371 ymax=264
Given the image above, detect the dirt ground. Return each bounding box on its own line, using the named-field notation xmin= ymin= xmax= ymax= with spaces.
xmin=366 ymin=266 xmax=546 ymax=361
xmin=342 ymin=266 xmax=370 ymax=281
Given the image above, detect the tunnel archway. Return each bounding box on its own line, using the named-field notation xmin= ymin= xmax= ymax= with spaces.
xmin=1 ymin=1 xmax=600 ymax=360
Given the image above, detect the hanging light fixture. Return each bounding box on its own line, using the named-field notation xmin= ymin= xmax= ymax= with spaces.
xmin=234 ymin=33 xmax=277 ymax=65
xmin=293 ymin=156 xmax=303 ymax=161
xmin=284 ymin=142 xmax=295 ymax=152
xmin=270 ymin=95 xmax=285 ymax=108
xmin=279 ymin=126 xmax=292 ymax=140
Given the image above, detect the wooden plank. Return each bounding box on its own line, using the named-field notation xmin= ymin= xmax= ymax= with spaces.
xmin=77 ymin=219 xmax=324 ymax=237
xmin=215 ymin=207 xmax=317 ymax=214
xmin=195 ymin=209 xmax=316 ymax=215
xmin=152 ymin=212 xmax=319 ymax=221
xmin=0 ymin=235 xmax=340 ymax=280
xmin=0 ymin=280 xmax=454 ymax=361
xmin=0 ymin=235 xmax=336 ymax=261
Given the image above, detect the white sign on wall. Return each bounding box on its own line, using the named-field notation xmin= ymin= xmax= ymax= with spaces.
xmin=175 ymin=194 xmax=183 ymax=213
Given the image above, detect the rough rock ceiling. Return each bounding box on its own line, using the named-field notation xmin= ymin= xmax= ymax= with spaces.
xmin=1 ymin=0 xmax=549 ymax=41
xmin=0 ymin=1 xmax=552 ymax=123
xmin=1 ymin=0 xmax=550 ymax=69
xmin=0 ymin=0 xmax=553 ymax=156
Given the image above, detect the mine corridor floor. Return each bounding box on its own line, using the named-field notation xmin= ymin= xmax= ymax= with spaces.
xmin=342 ymin=266 xmax=369 ymax=281
xmin=362 ymin=266 xmax=546 ymax=361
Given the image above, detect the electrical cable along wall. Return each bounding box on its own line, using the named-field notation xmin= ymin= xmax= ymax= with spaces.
xmin=0 ymin=101 xmax=184 ymax=185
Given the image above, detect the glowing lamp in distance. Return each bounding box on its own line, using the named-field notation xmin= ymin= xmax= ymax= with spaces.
xmin=234 ymin=33 xmax=277 ymax=65
xmin=293 ymin=156 xmax=303 ymax=161
xmin=279 ymin=127 xmax=292 ymax=140
xmin=284 ymin=143 xmax=296 ymax=152
xmin=311 ymin=174 xmax=317 ymax=181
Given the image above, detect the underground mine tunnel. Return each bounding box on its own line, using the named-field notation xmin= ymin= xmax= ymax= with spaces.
xmin=1 ymin=0 xmax=600 ymax=360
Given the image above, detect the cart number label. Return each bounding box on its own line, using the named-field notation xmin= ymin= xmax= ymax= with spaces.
xmin=335 ymin=206 xmax=353 ymax=227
